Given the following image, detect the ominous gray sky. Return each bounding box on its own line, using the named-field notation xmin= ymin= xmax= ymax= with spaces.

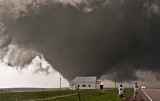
xmin=0 ymin=0 xmax=160 ymax=82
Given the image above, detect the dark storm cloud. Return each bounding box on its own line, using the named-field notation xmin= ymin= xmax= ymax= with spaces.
xmin=1 ymin=0 xmax=160 ymax=82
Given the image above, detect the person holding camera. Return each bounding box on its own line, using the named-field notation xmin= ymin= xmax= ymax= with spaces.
xmin=118 ymin=84 xmax=125 ymax=99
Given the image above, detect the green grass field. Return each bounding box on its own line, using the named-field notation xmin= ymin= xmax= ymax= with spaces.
xmin=0 ymin=88 xmax=133 ymax=101
xmin=0 ymin=90 xmax=76 ymax=101
xmin=54 ymin=89 xmax=133 ymax=101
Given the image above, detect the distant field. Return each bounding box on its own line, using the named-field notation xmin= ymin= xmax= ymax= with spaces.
xmin=0 ymin=88 xmax=133 ymax=101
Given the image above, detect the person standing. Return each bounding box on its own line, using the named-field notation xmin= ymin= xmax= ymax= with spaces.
xmin=133 ymin=82 xmax=143 ymax=101
xmin=118 ymin=84 xmax=125 ymax=99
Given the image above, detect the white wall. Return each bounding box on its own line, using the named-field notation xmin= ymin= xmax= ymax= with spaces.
xmin=96 ymin=84 xmax=100 ymax=89
xmin=76 ymin=82 xmax=96 ymax=89
xmin=69 ymin=83 xmax=76 ymax=90
xmin=70 ymin=82 xmax=96 ymax=90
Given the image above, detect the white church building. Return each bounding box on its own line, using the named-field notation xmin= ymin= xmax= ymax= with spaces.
xmin=69 ymin=76 xmax=103 ymax=90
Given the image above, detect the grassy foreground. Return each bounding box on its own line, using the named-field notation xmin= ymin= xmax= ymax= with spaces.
xmin=0 ymin=90 xmax=76 ymax=101
xmin=0 ymin=88 xmax=133 ymax=101
xmin=55 ymin=89 xmax=133 ymax=101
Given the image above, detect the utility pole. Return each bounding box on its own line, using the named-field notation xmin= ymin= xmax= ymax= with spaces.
xmin=59 ymin=77 xmax=62 ymax=96
xmin=114 ymin=72 xmax=116 ymax=90
xmin=60 ymin=77 xmax=61 ymax=91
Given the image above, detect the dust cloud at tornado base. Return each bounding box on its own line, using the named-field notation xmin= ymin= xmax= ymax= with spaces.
xmin=0 ymin=0 xmax=160 ymax=82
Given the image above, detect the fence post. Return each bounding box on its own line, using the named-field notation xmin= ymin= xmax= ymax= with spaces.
xmin=77 ymin=87 xmax=80 ymax=101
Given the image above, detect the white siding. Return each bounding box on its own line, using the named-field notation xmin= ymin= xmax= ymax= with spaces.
xmin=76 ymin=82 xmax=96 ymax=89
xmin=96 ymin=84 xmax=100 ymax=89
xmin=96 ymin=80 xmax=101 ymax=89
xmin=70 ymin=83 xmax=76 ymax=90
